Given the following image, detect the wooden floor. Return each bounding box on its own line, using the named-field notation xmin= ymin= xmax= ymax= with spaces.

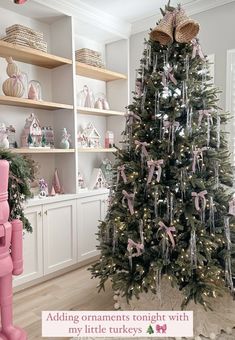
xmin=13 ymin=266 xmax=113 ymax=340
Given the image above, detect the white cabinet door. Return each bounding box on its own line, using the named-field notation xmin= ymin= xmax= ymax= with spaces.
xmin=77 ymin=194 xmax=108 ymax=262
xmin=13 ymin=205 xmax=43 ymax=287
xmin=43 ymin=200 xmax=76 ymax=275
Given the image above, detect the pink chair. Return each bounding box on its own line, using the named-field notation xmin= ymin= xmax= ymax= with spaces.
xmin=0 ymin=160 xmax=27 ymax=340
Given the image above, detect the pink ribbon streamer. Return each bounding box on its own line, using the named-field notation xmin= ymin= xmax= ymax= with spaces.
xmin=125 ymin=112 xmax=141 ymax=125
xmin=147 ymin=159 xmax=164 ymax=184
xmin=135 ymin=140 xmax=149 ymax=158
xmin=117 ymin=165 xmax=127 ymax=184
xmin=229 ymin=198 xmax=235 ymax=216
xmin=158 ymin=221 xmax=176 ymax=248
xmin=12 ymin=74 xmax=23 ymax=88
xmin=192 ymin=147 xmax=207 ymax=173
xmin=122 ymin=190 xmax=135 ymax=215
xmin=192 ymin=39 xmax=205 ymax=60
xmin=191 ymin=190 xmax=207 ymax=211
xmin=159 ymin=66 xmax=177 ymax=87
xmin=127 ymin=238 xmax=144 ymax=257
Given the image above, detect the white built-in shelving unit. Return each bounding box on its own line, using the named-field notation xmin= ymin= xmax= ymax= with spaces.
xmin=0 ymin=0 xmax=129 ymax=289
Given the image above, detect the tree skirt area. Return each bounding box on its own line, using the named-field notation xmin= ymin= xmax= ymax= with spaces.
xmin=73 ymin=277 xmax=235 ymax=340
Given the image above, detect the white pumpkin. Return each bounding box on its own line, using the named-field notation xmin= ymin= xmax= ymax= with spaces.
xmin=2 ymin=76 xmax=24 ymax=97
xmin=6 ymin=56 xmax=21 ymax=77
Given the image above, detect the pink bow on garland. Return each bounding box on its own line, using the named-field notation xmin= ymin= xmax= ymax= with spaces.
xmin=191 ymin=190 xmax=207 ymax=211
xmin=191 ymin=39 xmax=205 ymax=60
xmin=192 ymin=147 xmax=207 ymax=173
xmin=158 ymin=221 xmax=176 ymax=248
xmin=117 ymin=165 xmax=127 ymax=184
xmin=229 ymin=198 xmax=235 ymax=216
xmin=147 ymin=159 xmax=164 ymax=184
xmin=127 ymin=238 xmax=144 ymax=257
xmin=122 ymin=190 xmax=135 ymax=215
xmin=159 ymin=65 xmax=177 ymax=87
xmin=163 ymin=120 xmax=180 ymax=131
xmin=135 ymin=140 xmax=149 ymax=158
xmin=125 ymin=112 xmax=141 ymax=125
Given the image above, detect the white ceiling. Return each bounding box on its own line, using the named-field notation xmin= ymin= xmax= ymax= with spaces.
xmin=80 ymin=0 xmax=192 ymax=23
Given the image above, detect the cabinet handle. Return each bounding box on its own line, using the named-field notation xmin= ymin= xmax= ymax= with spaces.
xmin=38 ymin=211 xmax=42 ymax=217
xmin=102 ymin=199 xmax=106 ymax=203
xmin=44 ymin=210 xmax=48 ymax=215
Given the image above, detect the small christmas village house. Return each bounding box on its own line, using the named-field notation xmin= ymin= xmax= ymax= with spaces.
xmin=78 ymin=122 xmax=101 ymax=148
xmin=21 ymin=113 xmax=42 ymax=147
xmin=89 ymin=168 xmax=107 ymax=190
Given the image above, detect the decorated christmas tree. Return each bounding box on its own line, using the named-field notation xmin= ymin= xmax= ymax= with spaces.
xmin=90 ymin=2 xmax=235 ymax=307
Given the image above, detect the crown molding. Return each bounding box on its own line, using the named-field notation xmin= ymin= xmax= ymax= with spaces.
xmin=33 ymin=0 xmax=131 ymax=39
xmin=131 ymin=0 xmax=235 ymax=35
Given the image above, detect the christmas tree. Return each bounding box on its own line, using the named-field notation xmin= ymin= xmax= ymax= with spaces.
xmin=90 ymin=2 xmax=235 ymax=307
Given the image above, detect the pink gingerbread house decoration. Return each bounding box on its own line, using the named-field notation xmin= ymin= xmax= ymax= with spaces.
xmin=21 ymin=113 xmax=42 ymax=147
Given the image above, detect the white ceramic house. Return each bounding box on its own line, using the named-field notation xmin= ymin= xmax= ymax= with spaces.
xmin=79 ymin=122 xmax=101 ymax=148
xmin=21 ymin=113 xmax=42 ymax=147
xmin=89 ymin=168 xmax=107 ymax=189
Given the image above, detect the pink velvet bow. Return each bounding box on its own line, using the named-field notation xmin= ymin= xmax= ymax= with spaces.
xmin=156 ymin=324 xmax=167 ymax=334
xmin=127 ymin=238 xmax=144 ymax=257
xmin=147 ymin=159 xmax=164 ymax=184
xmin=229 ymin=198 xmax=235 ymax=216
xmin=122 ymin=190 xmax=135 ymax=215
xmin=191 ymin=190 xmax=207 ymax=211
xmin=125 ymin=112 xmax=141 ymax=125
xmin=192 ymin=147 xmax=207 ymax=173
xmin=198 ymin=109 xmax=213 ymax=126
xmin=117 ymin=165 xmax=127 ymax=184
xmin=192 ymin=39 xmax=205 ymax=60
xmin=135 ymin=140 xmax=149 ymax=158
xmin=158 ymin=221 xmax=176 ymax=248
xmin=159 ymin=66 xmax=177 ymax=87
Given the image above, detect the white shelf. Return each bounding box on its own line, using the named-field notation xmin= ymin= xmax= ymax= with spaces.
xmin=0 ymin=40 xmax=72 ymax=69
xmin=76 ymin=62 xmax=127 ymax=81
xmin=0 ymin=96 xmax=73 ymax=110
xmin=77 ymin=147 xmax=116 ymax=153
xmin=11 ymin=148 xmax=75 ymax=154
xmin=77 ymin=106 xmax=125 ymax=117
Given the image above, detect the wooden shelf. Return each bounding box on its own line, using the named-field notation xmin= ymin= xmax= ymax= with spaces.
xmin=77 ymin=106 xmax=125 ymax=117
xmin=0 ymin=96 xmax=73 ymax=110
xmin=11 ymin=148 xmax=75 ymax=154
xmin=0 ymin=41 xmax=72 ymax=69
xmin=78 ymin=148 xmax=116 ymax=153
xmin=76 ymin=62 xmax=127 ymax=81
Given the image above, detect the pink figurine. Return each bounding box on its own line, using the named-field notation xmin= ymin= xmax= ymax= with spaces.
xmin=0 ymin=160 xmax=27 ymax=340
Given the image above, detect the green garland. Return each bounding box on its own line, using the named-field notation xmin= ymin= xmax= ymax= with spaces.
xmin=0 ymin=149 xmax=36 ymax=232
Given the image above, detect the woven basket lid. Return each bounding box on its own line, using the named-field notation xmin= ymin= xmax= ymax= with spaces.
xmin=175 ymin=9 xmax=199 ymax=43
xmin=150 ymin=11 xmax=174 ymax=45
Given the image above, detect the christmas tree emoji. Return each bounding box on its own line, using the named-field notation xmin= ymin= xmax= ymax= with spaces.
xmin=147 ymin=324 xmax=154 ymax=335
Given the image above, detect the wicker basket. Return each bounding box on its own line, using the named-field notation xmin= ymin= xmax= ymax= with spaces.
xmin=6 ymin=24 xmax=43 ymax=39
xmin=3 ymin=24 xmax=47 ymax=52
xmin=150 ymin=11 xmax=174 ymax=45
xmin=175 ymin=9 xmax=199 ymax=43
xmin=75 ymin=48 xmax=104 ymax=68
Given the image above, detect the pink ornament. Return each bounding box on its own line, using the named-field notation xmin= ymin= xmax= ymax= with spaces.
xmin=28 ymin=83 xmax=38 ymax=100
xmin=50 ymin=185 xmax=56 ymax=196
xmin=52 ymin=169 xmax=61 ymax=194
xmin=0 ymin=160 xmax=27 ymax=339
